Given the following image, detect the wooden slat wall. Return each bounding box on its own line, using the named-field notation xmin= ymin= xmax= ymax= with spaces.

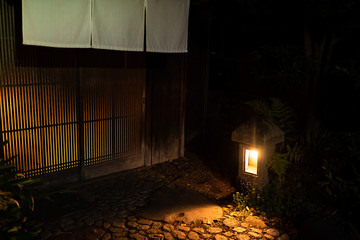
xmin=0 ymin=0 xmax=146 ymax=179
xmin=0 ymin=1 xmax=79 ymax=177
xmin=113 ymin=69 xmax=144 ymax=159
xmin=82 ymin=68 xmax=113 ymax=165
xmin=82 ymin=68 xmax=144 ymax=166
xmin=147 ymin=54 xmax=186 ymax=165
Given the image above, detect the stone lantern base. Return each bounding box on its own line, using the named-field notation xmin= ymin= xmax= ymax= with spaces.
xmin=231 ymin=116 xmax=284 ymax=189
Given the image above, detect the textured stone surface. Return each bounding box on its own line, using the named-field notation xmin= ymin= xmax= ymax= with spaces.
xmin=152 ymin=222 xmax=162 ymax=229
xmin=240 ymin=222 xmax=249 ymax=228
xmin=248 ymin=231 xmax=263 ymax=238
xmin=188 ymin=231 xmax=200 ymax=240
xmin=163 ymin=224 xmax=175 ymax=232
xmin=109 ymin=227 xmax=123 ymax=233
xmin=113 ymin=231 xmax=127 ymax=237
xmin=215 ymin=234 xmax=228 ymax=240
xmin=250 ymin=227 xmax=263 ymax=234
xmin=138 ymin=218 xmax=153 ymax=225
xmin=34 ymin=156 xmax=290 ymax=240
xmin=163 ymin=232 xmax=175 ymax=240
xmin=223 ymin=218 xmax=241 ymax=228
xmin=174 ymin=230 xmax=187 ymax=239
xmin=127 ymin=221 xmax=138 ymax=228
xmin=263 ymin=233 xmax=274 ymax=239
xmin=101 ymin=233 xmax=111 ymax=240
xmin=278 ymin=233 xmax=290 ymax=240
xmin=207 ymin=227 xmax=223 ymax=234
xmin=234 ymin=227 xmax=247 ymax=233
xmin=112 ymin=220 xmax=126 ymax=228
xmin=84 ymin=217 xmax=94 ymax=226
xmin=61 ymin=224 xmax=77 ymax=232
xmin=236 ymin=234 xmax=250 ymax=240
xmin=147 ymin=228 xmax=162 ymax=234
xmin=137 ymin=187 xmax=223 ymax=224
xmin=265 ymin=228 xmax=280 ymax=237
xmin=103 ymin=222 xmax=111 ymax=229
xmin=192 ymin=227 xmax=205 ymax=234
xmin=177 ymin=225 xmax=190 ymax=232
xmin=129 ymin=233 xmax=147 ymax=240
xmin=244 ymin=216 xmax=267 ymax=228
xmin=202 ymin=233 xmax=213 ymax=238
xmin=223 ymin=231 xmax=233 ymax=237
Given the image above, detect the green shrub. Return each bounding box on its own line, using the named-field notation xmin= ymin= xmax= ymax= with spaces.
xmin=244 ymin=98 xmax=360 ymax=237
xmin=0 ymin=140 xmax=41 ymax=240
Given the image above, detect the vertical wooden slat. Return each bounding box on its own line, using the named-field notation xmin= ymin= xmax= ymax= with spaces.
xmin=69 ymin=74 xmax=74 ymax=167
xmin=36 ymin=72 xmax=44 ymax=173
xmin=179 ymin=55 xmax=187 ymax=158
xmin=1 ymin=0 xmax=147 ymax=180
xmin=111 ymin=71 xmax=115 ymax=160
xmin=2 ymin=1 xmax=11 ymax=71
xmin=45 ymin=83 xmax=52 ymax=168
xmin=33 ymin=83 xmax=43 ymax=172
xmin=40 ymin=83 xmax=48 ymax=173
xmin=58 ymin=78 xmax=65 ymax=169
xmin=125 ymin=73 xmax=128 ymax=152
xmin=12 ymin=86 xmax=22 ymax=169
xmin=64 ymin=78 xmax=70 ymax=168
xmin=0 ymin=0 xmax=4 ymax=88
xmin=8 ymin=0 xmax=15 ymax=66
xmin=77 ymin=68 xmax=85 ymax=178
xmin=18 ymin=84 xmax=26 ymax=172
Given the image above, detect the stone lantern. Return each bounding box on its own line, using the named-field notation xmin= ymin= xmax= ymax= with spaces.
xmin=231 ymin=116 xmax=284 ymax=188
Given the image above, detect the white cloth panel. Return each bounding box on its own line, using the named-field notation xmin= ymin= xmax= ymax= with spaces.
xmin=92 ymin=0 xmax=145 ymax=51
xmin=146 ymin=0 xmax=190 ymax=53
xmin=22 ymin=0 xmax=91 ymax=48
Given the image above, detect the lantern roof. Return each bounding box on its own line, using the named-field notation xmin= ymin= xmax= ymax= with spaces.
xmin=231 ymin=116 xmax=284 ymax=146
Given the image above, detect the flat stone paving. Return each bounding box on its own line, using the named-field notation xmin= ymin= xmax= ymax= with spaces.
xmin=34 ymin=154 xmax=290 ymax=240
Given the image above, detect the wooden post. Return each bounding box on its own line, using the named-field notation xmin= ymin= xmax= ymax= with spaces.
xmin=179 ymin=54 xmax=187 ymax=158
xmin=144 ymin=54 xmax=152 ymax=166
xmin=76 ymin=67 xmax=85 ymax=180
xmin=0 ymin=116 xmax=4 ymax=161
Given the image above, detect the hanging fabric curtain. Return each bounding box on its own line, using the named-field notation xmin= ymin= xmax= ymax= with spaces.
xmin=146 ymin=0 xmax=190 ymax=53
xmin=22 ymin=0 xmax=91 ymax=48
xmin=92 ymin=0 xmax=145 ymax=51
xmin=22 ymin=0 xmax=190 ymax=53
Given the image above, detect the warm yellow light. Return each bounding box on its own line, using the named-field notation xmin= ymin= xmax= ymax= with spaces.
xmin=250 ymin=150 xmax=258 ymax=159
xmin=244 ymin=149 xmax=258 ymax=175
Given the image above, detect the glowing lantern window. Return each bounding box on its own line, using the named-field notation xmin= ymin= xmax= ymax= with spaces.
xmin=244 ymin=149 xmax=258 ymax=175
xmin=232 ymin=117 xmax=284 ymax=188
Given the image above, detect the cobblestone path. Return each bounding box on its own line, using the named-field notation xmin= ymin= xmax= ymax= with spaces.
xmin=34 ymin=153 xmax=290 ymax=240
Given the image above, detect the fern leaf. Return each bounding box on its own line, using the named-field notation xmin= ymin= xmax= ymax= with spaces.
xmin=244 ymin=99 xmax=270 ymax=118
xmin=269 ymin=98 xmax=297 ymax=136
xmin=268 ymin=152 xmax=290 ymax=179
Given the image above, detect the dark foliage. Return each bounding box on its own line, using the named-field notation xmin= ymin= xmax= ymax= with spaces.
xmin=0 ymin=140 xmax=41 ymax=240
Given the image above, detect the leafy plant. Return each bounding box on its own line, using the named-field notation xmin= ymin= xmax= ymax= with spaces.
xmin=233 ymin=192 xmax=250 ymax=210
xmin=0 ymin=140 xmax=41 ymax=240
xmin=244 ymin=97 xmax=297 ymax=138
xmin=250 ymin=44 xmax=308 ymax=96
xmin=232 ymin=180 xmax=262 ymax=217
xmin=268 ymin=152 xmax=289 ymax=180
xmin=268 ymin=142 xmax=306 ymax=179
xmin=244 ymin=96 xmax=360 ymax=237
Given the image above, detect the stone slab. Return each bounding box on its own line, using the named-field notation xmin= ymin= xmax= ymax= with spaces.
xmin=136 ymin=187 xmax=223 ymax=224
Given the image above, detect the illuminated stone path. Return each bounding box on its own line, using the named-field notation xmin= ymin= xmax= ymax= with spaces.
xmin=35 ymin=154 xmax=290 ymax=240
xmin=40 ymin=215 xmax=289 ymax=240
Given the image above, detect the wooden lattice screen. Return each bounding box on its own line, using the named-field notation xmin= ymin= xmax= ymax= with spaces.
xmin=0 ymin=1 xmax=145 ymax=179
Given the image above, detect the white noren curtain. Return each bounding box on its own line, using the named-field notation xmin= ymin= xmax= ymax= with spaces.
xmin=92 ymin=0 xmax=145 ymax=51
xmin=22 ymin=0 xmax=91 ymax=48
xmin=22 ymin=0 xmax=190 ymax=53
xmin=146 ymin=0 xmax=190 ymax=53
